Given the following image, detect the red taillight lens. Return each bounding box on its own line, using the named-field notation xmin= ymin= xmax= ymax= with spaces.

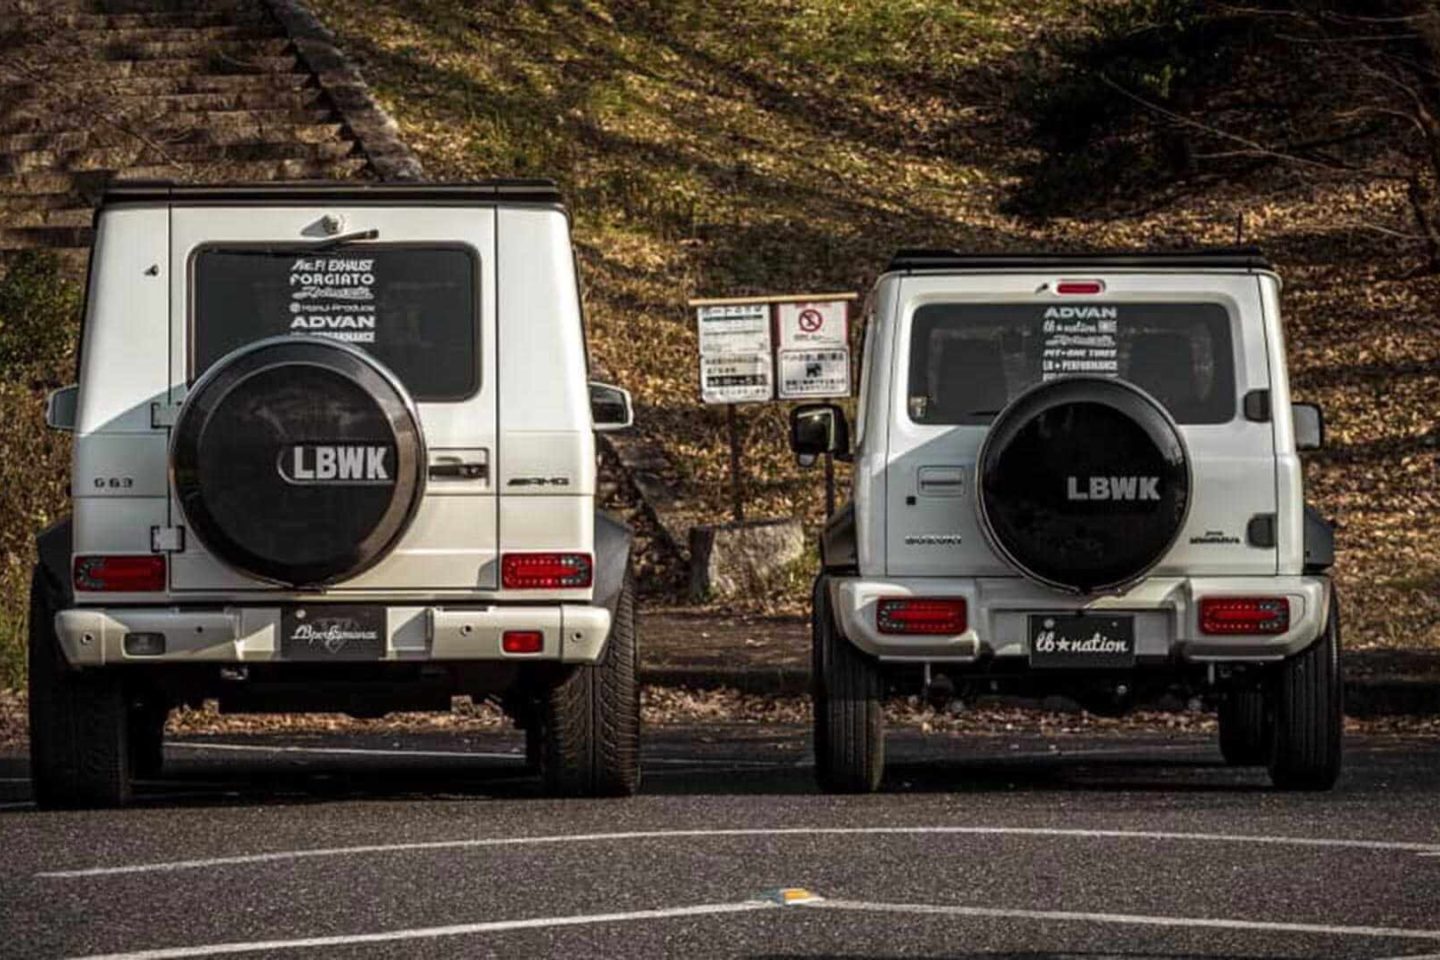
xmin=502 ymin=630 xmax=544 ymax=654
xmin=73 ymin=555 xmax=166 ymax=592
xmin=877 ymin=597 xmax=967 ymax=635
xmin=1056 ymin=279 xmax=1105 ymax=295
xmin=501 ymin=553 xmax=593 ymax=589
xmin=1199 ymin=597 xmax=1290 ymax=635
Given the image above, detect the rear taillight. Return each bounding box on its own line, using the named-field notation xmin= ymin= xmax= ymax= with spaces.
xmin=877 ymin=597 xmax=967 ymax=635
xmin=73 ymin=555 xmax=167 ymax=592
xmin=501 ymin=553 xmax=593 ymax=589
xmin=501 ymin=630 xmax=544 ymax=654
xmin=1056 ymin=279 xmax=1105 ymax=295
xmin=1199 ymin=597 xmax=1290 ymax=635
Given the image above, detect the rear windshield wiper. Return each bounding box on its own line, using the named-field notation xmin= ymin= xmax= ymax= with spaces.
xmin=306 ymin=228 xmax=379 ymax=252
xmin=247 ymin=228 xmax=380 ymax=257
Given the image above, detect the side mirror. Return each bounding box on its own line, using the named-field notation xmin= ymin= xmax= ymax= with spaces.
xmin=590 ymin=381 xmax=633 ymax=432
xmin=1293 ymin=402 xmax=1324 ymax=451
xmin=45 ymin=384 xmax=78 ymax=432
xmin=790 ymin=403 xmax=850 ymax=466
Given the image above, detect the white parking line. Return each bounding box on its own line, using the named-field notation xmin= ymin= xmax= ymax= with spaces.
xmin=166 ymin=740 xmax=776 ymax=767
xmin=0 ymin=776 xmax=31 ymax=783
xmin=0 ymin=801 xmax=34 ymax=811
xmin=59 ymin=894 xmax=1440 ymax=959
xmin=39 ymin=824 xmax=1440 ymax=879
xmin=67 ymin=899 xmax=775 ymax=959
xmin=166 ymin=742 xmax=526 ymax=763
xmin=805 ymin=899 xmax=1440 ymax=944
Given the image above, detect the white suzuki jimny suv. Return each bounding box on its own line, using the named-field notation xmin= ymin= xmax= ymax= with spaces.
xmin=31 ymin=181 xmax=640 ymax=807
xmin=791 ymin=248 xmax=1339 ymax=793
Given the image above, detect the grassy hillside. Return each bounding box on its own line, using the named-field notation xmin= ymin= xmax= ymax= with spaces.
xmin=0 ymin=0 xmax=1435 ymax=687
xmin=302 ymin=0 xmax=1439 ymax=648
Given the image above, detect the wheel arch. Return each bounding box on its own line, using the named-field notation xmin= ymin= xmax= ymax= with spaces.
xmin=593 ymin=510 xmax=634 ymax=616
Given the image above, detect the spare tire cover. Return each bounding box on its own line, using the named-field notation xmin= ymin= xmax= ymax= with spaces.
xmin=977 ymin=376 xmax=1190 ymax=594
xmin=172 ymin=336 xmax=425 ymax=587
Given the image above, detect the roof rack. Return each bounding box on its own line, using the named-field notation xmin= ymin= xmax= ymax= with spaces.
xmin=886 ymin=246 xmax=1272 ymax=273
xmin=100 ymin=180 xmax=564 ymax=206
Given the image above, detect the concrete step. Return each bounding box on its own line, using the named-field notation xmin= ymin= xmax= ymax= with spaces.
xmin=0 ymin=122 xmax=346 ymax=153
xmin=0 ymin=224 xmax=92 ymax=251
xmin=3 ymin=37 xmax=293 ymax=62
xmin=53 ymin=25 xmax=282 ymax=45
xmin=0 ymin=139 xmax=358 ymax=175
xmin=0 ymin=172 xmax=88 ymax=196
xmin=113 ymin=155 xmax=370 ymax=181
xmin=12 ymin=11 xmax=272 ymax=31
xmin=0 ymin=106 xmax=335 ymax=136
xmin=0 ymin=154 xmax=369 ymax=200
xmin=67 ymin=54 xmax=302 ymax=79
xmin=1 ymin=205 xmax=94 ymax=229
xmin=0 ymin=0 xmax=262 ymax=14
xmin=1 ymin=73 xmax=315 ymax=101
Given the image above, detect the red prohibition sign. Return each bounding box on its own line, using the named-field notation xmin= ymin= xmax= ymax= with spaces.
xmin=797 ymin=308 xmax=824 ymax=333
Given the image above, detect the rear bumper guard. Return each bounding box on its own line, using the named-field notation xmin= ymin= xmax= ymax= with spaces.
xmin=53 ymin=604 xmax=611 ymax=667
xmin=831 ymin=575 xmax=1332 ymax=664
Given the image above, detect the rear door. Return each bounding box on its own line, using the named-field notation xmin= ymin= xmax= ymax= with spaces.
xmin=885 ymin=271 xmax=1277 ymax=579
xmin=166 ymin=205 xmax=500 ymax=594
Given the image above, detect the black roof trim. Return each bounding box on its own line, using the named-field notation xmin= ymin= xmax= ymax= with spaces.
xmin=100 ymin=180 xmax=564 ymax=206
xmin=887 ymin=246 xmax=1272 ymax=273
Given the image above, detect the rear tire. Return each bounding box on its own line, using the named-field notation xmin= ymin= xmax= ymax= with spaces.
xmin=812 ymin=577 xmax=884 ymax=793
xmin=1267 ymin=593 xmax=1343 ymax=791
xmin=128 ymin=699 xmax=168 ymax=780
xmin=538 ymin=568 xmax=640 ymax=797
xmin=1218 ymin=687 xmax=1268 ymax=766
xmin=27 ymin=567 xmax=133 ymax=809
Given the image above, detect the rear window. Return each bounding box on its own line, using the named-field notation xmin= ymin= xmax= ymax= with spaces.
xmin=907 ymin=302 xmax=1235 ymax=425
xmin=192 ymin=245 xmax=478 ymax=401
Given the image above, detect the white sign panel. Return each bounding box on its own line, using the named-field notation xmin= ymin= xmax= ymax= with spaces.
xmin=777 ymin=300 xmax=848 ymax=351
xmin=701 ymin=355 xmax=773 ymax=404
xmin=697 ymin=304 xmax=771 ymax=357
xmin=697 ymin=303 xmax=773 ymax=403
xmin=778 ymin=348 xmax=850 ymax=399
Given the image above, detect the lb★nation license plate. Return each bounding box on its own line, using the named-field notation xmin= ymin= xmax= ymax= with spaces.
xmin=1028 ymin=614 xmax=1135 ymax=668
xmin=281 ymin=605 xmax=386 ymax=660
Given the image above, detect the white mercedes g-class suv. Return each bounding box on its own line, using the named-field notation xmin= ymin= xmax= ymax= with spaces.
xmin=30 ymin=181 xmax=640 ymax=807
xmin=791 ymin=248 xmax=1339 ymax=793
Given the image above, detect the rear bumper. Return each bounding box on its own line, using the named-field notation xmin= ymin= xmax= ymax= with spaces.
xmin=54 ymin=604 xmax=611 ymax=668
xmin=831 ymin=575 xmax=1331 ymax=664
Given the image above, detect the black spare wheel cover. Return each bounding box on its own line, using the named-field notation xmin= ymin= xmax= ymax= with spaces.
xmin=977 ymin=376 xmax=1190 ymax=594
xmin=172 ymin=336 xmax=425 ymax=587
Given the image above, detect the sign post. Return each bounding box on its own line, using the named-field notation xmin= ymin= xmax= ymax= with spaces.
xmin=691 ymin=293 xmax=857 ymax=523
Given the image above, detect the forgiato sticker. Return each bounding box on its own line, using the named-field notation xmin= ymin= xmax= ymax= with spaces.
xmin=288 ymin=256 xmax=379 ymax=344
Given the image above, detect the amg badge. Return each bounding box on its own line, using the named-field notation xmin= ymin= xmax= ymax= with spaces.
xmin=279 ymin=444 xmax=393 ymax=485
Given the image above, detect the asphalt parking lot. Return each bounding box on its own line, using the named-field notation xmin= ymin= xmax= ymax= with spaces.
xmin=2 ymin=724 xmax=1439 ymax=960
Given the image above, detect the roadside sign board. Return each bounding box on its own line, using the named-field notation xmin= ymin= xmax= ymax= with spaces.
xmin=778 ymin=348 xmax=850 ymax=399
xmin=697 ymin=303 xmax=771 ymax=356
xmin=700 ymin=355 xmax=773 ymax=404
xmin=777 ymin=300 xmax=848 ymax=351
xmin=691 ymin=293 xmax=856 ymax=405
xmin=696 ymin=304 xmax=773 ymax=404
xmin=775 ymin=300 xmax=850 ymax=398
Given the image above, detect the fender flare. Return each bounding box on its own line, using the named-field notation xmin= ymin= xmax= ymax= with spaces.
xmin=35 ymin=515 xmax=73 ymax=606
xmin=593 ymin=511 xmax=634 ymax=617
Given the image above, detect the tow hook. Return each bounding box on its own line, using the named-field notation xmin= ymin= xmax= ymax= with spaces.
xmin=922 ymin=664 xmax=956 ymax=711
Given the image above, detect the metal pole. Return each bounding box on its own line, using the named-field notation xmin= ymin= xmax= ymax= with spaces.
xmin=727 ymin=403 xmax=744 ymax=524
xmin=823 ymin=451 xmax=836 ymax=518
